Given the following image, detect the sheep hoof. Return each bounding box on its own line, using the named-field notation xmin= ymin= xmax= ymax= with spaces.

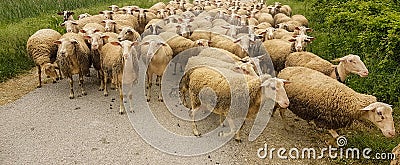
xmin=110 ymin=87 xmax=116 ymax=90
xmin=69 ymin=96 xmax=74 ymax=99
xmin=193 ymin=130 xmax=201 ymax=137
xmin=37 ymin=85 xmax=42 ymax=88
xmin=119 ymin=111 xmax=124 ymax=115
xmin=104 ymin=93 xmax=109 ymax=97
xmin=235 ymin=138 xmax=242 ymax=143
xmin=82 ymin=92 xmax=87 ymax=96
xmin=158 ymin=98 xmax=163 ymax=102
xmin=52 ymin=80 xmax=57 ymax=84
xmin=98 ymin=88 xmax=104 ymax=91
xmin=146 ymin=98 xmax=150 ymax=102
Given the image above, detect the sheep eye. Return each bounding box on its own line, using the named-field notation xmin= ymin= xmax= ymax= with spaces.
xmin=271 ymin=86 xmax=276 ymax=90
xmin=377 ymin=111 xmax=382 ymax=116
xmin=381 ymin=116 xmax=385 ymax=120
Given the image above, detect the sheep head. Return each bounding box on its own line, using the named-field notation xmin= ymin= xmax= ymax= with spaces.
xmin=361 ymin=102 xmax=395 ymax=138
xmin=334 ymin=54 xmax=369 ymax=77
xmin=260 ymin=77 xmax=290 ymax=108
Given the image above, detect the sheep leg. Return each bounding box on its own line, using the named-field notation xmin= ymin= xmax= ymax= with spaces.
xmin=103 ymin=71 xmax=109 ymax=97
xmin=118 ymin=83 xmax=125 ymax=115
xmin=219 ymin=115 xmax=225 ymax=127
xmin=68 ymin=77 xmax=74 ymax=99
xmin=173 ymin=63 xmax=177 ymax=75
xmin=37 ymin=65 xmax=42 ymax=88
xmin=157 ymin=75 xmax=163 ymax=102
xmin=219 ymin=116 xmax=241 ymax=142
xmin=79 ymin=74 xmax=87 ymax=96
xmin=56 ymin=67 xmax=62 ymax=80
xmin=128 ymin=89 xmax=134 ymax=113
xmin=326 ymin=129 xmax=340 ymax=147
xmin=190 ymin=107 xmax=201 ymax=137
xmin=180 ymin=65 xmax=183 ymax=72
xmin=279 ymin=108 xmax=289 ymax=131
xmin=146 ymin=71 xmax=152 ymax=102
xmin=98 ymin=70 xmax=105 ymax=91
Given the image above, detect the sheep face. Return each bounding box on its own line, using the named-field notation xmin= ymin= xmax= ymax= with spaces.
xmin=361 ymin=102 xmax=395 ymax=138
xmin=60 ymin=20 xmax=78 ymax=33
xmin=43 ymin=63 xmax=59 ymax=82
xmin=99 ymin=10 xmax=114 ymax=19
xmin=84 ymin=33 xmax=108 ymax=51
xmin=148 ymin=25 xmax=163 ymax=35
xmin=141 ymin=39 xmax=167 ymax=64
xmin=289 ymin=35 xmax=315 ymax=52
xmin=340 ymin=54 xmax=369 ymax=77
xmin=195 ymin=39 xmax=211 ymax=47
xmin=157 ymin=9 xmax=168 ymax=19
xmin=260 ymin=27 xmax=276 ymax=40
xmin=261 ymin=77 xmax=290 ymax=108
xmin=176 ymin=24 xmax=192 ymax=38
xmin=54 ymin=38 xmax=79 ymax=59
xmin=57 ymin=11 xmax=74 ymax=22
xmin=294 ymin=26 xmax=312 ymax=35
xmin=233 ymin=35 xmax=256 ymax=53
xmin=78 ymin=13 xmax=91 ymax=20
xmin=118 ymin=27 xmax=137 ymax=41
xmin=102 ymin=20 xmax=116 ymax=32
xmin=109 ymin=5 xmax=119 ymax=12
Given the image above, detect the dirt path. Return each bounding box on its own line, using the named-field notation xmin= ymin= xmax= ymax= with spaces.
xmin=0 ymin=66 xmax=333 ymax=164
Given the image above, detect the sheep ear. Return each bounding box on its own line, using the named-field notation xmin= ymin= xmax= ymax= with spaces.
xmin=101 ymin=35 xmax=109 ymax=40
xmin=71 ymin=40 xmax=78 ymax=44
xmin=72 ymin=22 xmax=78 ymax=25
xmin=295 ymin=26 xmax=300 ymax=30
xmin=79 ymin=29 xmax=86 ymax=33
xmin=57 ymin=12 xmax=63 ymax=15
xmin=158 ymin=42 xmax=167 ymax=46
xmin=233 ymin=39 xmax=241 ymax=43
xmin=60 ymin=22 xmax=65 ymax=26
xmin=99 ymin=11 xmax=104 ymax=14
xmin=84 ymin=35 xmax=91 ymax=40
xmin=361 ymin=104 xmax=377 ymax=111
xmin=101 ymin=20 xmax=106 ymax=23
xmin=110 ymin=42 xmax=121 ymax=46
xmin=94 ymin=29 xmax=100 ymax=33
xmin=306 ymin=28 xmax=313 ymax=32
xmin=54 ymin=40 xmax=62 ymax=45
xmin=260 ymin=80 xmax=271 ymax=87
xmin=132 ymin=41 xmax=139 ymax=46
xmin=288 ymin=38 xmax=296 ymax=42
xmin=141 ymin=42 xmax=150 ymax=45
xmin=70 ymin=12 xmax=75 ymax=15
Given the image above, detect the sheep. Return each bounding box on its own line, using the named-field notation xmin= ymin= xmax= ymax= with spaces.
xmin=277 ymin=66 xmax=395 ymax=139
xmin=57 ymin=11 xmax=74 ymax=21
xmin=117 ymin=26 xmax=141 ymax=42
xmin=262 ymin=35 xmax=314 ymax=72
xmin=54 ymin=33 xmax=91 ymax=99
xmin=159 ymin=32 xmax=199 ymax=57
xmin=83 ymin=33 xmax=110 ymax=90
xmin=61 ymin=15 xmax=106 ymax=33
xmin=276 ymin=21 xmax=302 ymax=32
xmin=101 ymin=19 xmax=135 ymax=33
xmin=285 ymin=52 xmax=369 ymax=82
xmin=293 ymin=26 xmax=312 ymax=35
xmin=100 ymin=42 xmax=120 ymax=97
xmin=279 ymin=5 xmax=292 ymax=16
xmin=257 ymin=13 xmax=274 ymax=26
xmin=197 ymin=47 xmax=242 ymax=64
xmin=149 ymin=2 xmax=167 ymax=13
xmin=210 ymin=34 xmax=255 ymax=58
xmin=26 ymin=29 xmax=62 ymax=88
xmin=102 ymin=32 xmax=119 ymax=43
xmin=256 ymin=27 xmax=276 ymax=41
xmin=78 ymin=13 xmax=92 ymax=20
xmin=274 ymin=13 xmax=291 ymax=25
xmin=180 ymin=66 xmax=290 ymax=141
xmin=140 ymin=35 xmax=173 ymax=102
xmin=272 ymin=28 xmax=294 ymax=40
xmin=134 ymin=8 xmax=157 ymax=34
xmin=171 ymin=39 xmax=211 ymax=75
xmin=108 ymin=40 xmax=140 ymax=114
xmin=141 ymin=23 xmax=165 ymax=38
xmin=189 ymin=28 xmax=213 ymax=41
xmin=291 ymin=14 xmax=308 ymax=27
xmin=392 ymin=144 xmax=400 ymax=165
xmin=79 ymin=23 xmax=105 ymax=36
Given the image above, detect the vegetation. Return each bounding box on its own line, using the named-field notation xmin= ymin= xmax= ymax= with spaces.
xmin=0 ymin=0 xmax=163 ymax=82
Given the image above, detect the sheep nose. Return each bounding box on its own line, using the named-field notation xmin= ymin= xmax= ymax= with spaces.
xmin=118 ymin=37 xmax=123 ymax=41
xmin=388 ymin=130 xmax=396 ymax=136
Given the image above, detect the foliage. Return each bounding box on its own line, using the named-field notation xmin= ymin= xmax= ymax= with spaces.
xmin=0 ymin=0 xmax=165 ymax=82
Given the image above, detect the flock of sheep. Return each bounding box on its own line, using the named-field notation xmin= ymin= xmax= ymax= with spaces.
xmin=26 ymin=0 xmax=396 ymax=148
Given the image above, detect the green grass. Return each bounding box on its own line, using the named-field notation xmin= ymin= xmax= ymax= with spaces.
xmin=0 ymin=0 xmax=165 ymax=82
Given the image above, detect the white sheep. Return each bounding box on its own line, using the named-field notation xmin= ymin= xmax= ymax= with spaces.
xmin=180 ymin=65 xmax=289 ymax=141
xmin=171 ymin=39 xmax=211 ymax=74
xmin=101 ymin=19 xmax=135 ymax=34
xmin=262 ymin=35 xmax=314 ymax=72
xmin=159 ymin=31 xmax=199 ymax=57
xmin=277 ymin=66 xmax=395 ymax=139
xmin=291 ymin=14 xmax=308 ymax=27
xmin=140 ymin=35 xmax=173 ymax=102
xmin=285 ymin=52 xmax=369 ymax=82
xmin=78 ymin=13 xmax=92 ymax=20
xmin=117 ymin=26 xmax=141 ymax=42
xmin=79 ymin=23 xmax=105 ymax=37
xmin=54 ymin=33 xmax=91 ymax=99
xmin=109 ymin=40 xmax=140 ymax=114
xmin=60 ymin=15 xmax=106 ymax=33
xmin=26 ymin=29 xmax=62 ymax=88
